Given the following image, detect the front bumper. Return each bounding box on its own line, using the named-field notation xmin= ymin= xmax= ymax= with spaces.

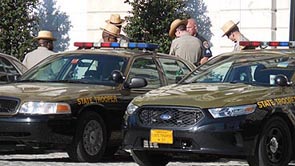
xmin=0 ymin=114 xmax=74 ymax=151
xmin=122 ymin=112 xmax=263 ymax=157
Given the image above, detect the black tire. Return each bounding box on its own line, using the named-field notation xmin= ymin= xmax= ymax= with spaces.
xmin=131 ymin=150 xmax=169 ymax=166
xmin=67 ymin=111 xmax=107 ymax=162
xmin=247 ymin=116 xmax=292 ymax=166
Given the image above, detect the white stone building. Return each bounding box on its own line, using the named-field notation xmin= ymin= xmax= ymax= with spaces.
xmin=56 ymin=0 xmax=291 ymax=55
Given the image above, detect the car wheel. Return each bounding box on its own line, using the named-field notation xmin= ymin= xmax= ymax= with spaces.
xmin=131 ymin=150 xmax=169 ymax=166
xmin=68 ymin=112 xmax=107 ymax=162
xmin=247 ymin=116 xmax=292 ymax=166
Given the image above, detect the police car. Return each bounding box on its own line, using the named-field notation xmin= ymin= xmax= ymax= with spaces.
xmin=123 ymin=41 xmax=295 ymax=166
xmin=0 ymin=53 xmax=27 ymax=83
xmin=0 ymin=42 xmax=195 ymax=162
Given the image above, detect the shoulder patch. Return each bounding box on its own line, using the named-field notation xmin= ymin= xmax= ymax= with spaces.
xmin=203 ymin=41 xmax=209 ymax=49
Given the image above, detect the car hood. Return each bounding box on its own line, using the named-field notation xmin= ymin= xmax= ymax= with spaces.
xmin=0 ymin=82 xmax=115 ymax=102
xmin=132 ymin=83 xmax=283 ymax=108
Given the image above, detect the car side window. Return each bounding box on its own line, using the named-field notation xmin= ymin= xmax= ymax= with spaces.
xmin=0 ymin=57 xmax=19 ymax=82
xmin=158 ymin=58 xmax=191 ymax=84
xmin=128 ymin=57 xmax=161 ymax=89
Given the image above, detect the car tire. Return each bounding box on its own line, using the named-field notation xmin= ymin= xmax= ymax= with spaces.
xmin=131 ymin=150 xmax=169 ymax=166
xmin=247 ymin=116 xmax=292 ymax=166
xmin=67 ymin=111 xmax=107 ymax=162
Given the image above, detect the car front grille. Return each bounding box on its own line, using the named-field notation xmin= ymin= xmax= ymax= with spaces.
xmin=138 ymin=106 xmax=203 ymax=128
xmin=0 ymin=97 xmax=19 ymax=115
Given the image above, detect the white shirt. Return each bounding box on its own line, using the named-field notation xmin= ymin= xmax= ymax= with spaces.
xmin=22 ymin=47 xmax=55 ymax=69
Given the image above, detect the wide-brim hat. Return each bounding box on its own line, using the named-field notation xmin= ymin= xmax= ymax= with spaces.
xmin=169 ymin=19 xmax=188 ymax=38
xmin=105 ymin=14 xmax=125 ymax=25
xmin=101 ymin=24 xmax=120 ymax=37
xmin=221 ymin=20 xmax=240 ymax=37
xmin=35 ymin=30 xmax=56 ymax=41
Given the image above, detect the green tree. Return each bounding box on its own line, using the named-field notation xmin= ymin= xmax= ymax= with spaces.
xmin=0 ymin=0 xmax=39 ymax=60
xmin=123 ymin=0 xmax=212 ymax=53
xmin=124 ymin=0 xmax=188 ymax=53
xmin=37 ymin=0 xmax=72 ymax=52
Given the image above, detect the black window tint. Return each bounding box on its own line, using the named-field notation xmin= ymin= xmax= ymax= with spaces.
xmin=158 ymin=58 xmax=191 ymax=84
xmin=128 ymin=57 xmax=161 ymax=89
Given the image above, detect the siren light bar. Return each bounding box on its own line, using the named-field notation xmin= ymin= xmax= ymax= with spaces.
xmin=239 ymin=41 xmax=295 ymax=48
xmin=74 ymin=42 xmax=159 ymax=51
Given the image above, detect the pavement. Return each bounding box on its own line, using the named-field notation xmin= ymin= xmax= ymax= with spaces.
xmin=0 ymin=152 xmax=250 ymax=166
xmin=0 ymin=152 xmax=295 ymax=166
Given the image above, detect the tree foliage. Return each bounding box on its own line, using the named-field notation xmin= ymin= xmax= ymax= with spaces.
xmin=123 ymin=0 xmax=212 ymax=53
xmin=124 ymin=0 xmax=188 ymax=53
xmin=37 ymin=0 xmax=72 ymax=52
xmin=0 ymin=0 xmax=71 ymax=61
xmin=0 ymin=0 xmax=39 ymax=60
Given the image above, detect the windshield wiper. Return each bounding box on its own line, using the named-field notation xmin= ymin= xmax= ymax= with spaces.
xmin=16 ymin=79 xmax=48 ymax=83
xmin=50 ymin=79 xmax=90 ymax=84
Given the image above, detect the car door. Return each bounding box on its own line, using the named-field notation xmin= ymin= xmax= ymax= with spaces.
xmin=112 ymin=56 xmax=163 ymax=132
xmin=157 ymin=57 xmax=194 ymax=84
xmin=0 ymin=56 xmax=23 ymax=83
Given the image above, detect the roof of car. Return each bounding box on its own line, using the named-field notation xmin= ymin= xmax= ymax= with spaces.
xmin=55 ymin=41 xmax=183 ymax=60
xmin=235 ymin=40 xmax=295 ymax=56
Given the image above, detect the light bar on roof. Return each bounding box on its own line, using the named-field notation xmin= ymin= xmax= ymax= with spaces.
xmin=239 ymin=41 xmax=295 ymax=48
xmin=74 ymin=42 xmax=158 ymax=50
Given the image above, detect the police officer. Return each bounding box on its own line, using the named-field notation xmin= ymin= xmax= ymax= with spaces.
xmin=187 ymin=18 xmax=212 ymax=66
xmin=105 ymin=14 xmax=129 ymax=43
xmin=22 ymin=30 xmax=56 ymax=69
xmin=221 ymin=20 xmax=249 ymax=51
xmin=169 ymin=19 xmax=202 ymax=65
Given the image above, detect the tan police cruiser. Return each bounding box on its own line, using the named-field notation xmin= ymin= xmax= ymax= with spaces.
xmin=123 ymin=41 xmax=295 ymax=166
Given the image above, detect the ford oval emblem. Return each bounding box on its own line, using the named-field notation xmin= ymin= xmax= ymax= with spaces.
xmin=160 ymin=113 xmax=172 ymax=120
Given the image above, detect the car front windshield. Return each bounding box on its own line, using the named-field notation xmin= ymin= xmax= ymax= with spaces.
xmin=20 ymin=54 xmax=129 ymax=86
xmin=182 ymin=54 xmax=295 ymax=86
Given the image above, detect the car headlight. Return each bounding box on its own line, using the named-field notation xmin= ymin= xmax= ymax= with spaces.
xmin=18 ymin=102 xmax=71 ymax=115
xmin=126 ymin=102 xmax=139 ymax=115
xmin=208 ymin=104 xmax=256 ymax=118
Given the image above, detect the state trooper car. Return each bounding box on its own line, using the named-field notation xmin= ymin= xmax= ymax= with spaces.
xmin=0 ymin=42 xmax=195 ymax=162
xmin=0 ymin=53 xmax=27 ymax=83
xmin=123 ymin=41 xmax=295 ymax=166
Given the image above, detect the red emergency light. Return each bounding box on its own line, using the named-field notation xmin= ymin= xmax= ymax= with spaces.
xmin=74 ymin=42 xmax=158 ymax=51
xmin=239 ymin=41 xmax=295 ymax=48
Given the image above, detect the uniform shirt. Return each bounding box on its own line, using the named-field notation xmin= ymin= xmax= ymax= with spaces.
xmin=22 ymin=46 xmax=55 ymax=69
xmin=234 ymin=34 xmax=249 ymax=51
xmin=196 ymin=34 xmax=212 ymax=58
xmin=169 ymin=33 xmax=202 ymax=64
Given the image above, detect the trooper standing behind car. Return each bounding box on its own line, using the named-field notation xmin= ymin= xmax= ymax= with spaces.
xmin=101 ymin=24 xmax=120 ymax=42
xmin=22 ymin=30 xmax=56 ymax=69
xmin=187 ymin=18 xmax=212 ymax=65
xmin=221 ymin=20 xmax=249 ymax=51
xmin=105 ymin=14 xmax=129 ymax=43
xmin=169 ymin=19 xmax=202 ymax=66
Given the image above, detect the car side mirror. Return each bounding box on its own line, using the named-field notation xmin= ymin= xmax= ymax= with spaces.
xmin=275 ymin=74 xmax=291 ymax=86
xmin=111 ymin=70 xmax=125 ymax=83
xmin=124 ymin=77 xmax=147 ymax=89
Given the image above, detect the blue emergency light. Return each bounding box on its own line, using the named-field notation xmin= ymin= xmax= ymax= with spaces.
xmin=74 ymin=42 xmax=158 ymax=51
xmin=239 ymin=41 xmax=295 ymax=48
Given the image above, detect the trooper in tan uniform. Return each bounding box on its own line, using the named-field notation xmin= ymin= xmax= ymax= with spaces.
xmin=101 ymin=24 xmax=120 ymax=42
xmin=105 ymin=14 xmax=129 ymax=43
xmin=22 ymin=30 xmax=56 ymax=69
xmin=169 ymin=19 xmax=202 ymax=66
xmin=221 ymin=20 xmax=249 ymax=51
